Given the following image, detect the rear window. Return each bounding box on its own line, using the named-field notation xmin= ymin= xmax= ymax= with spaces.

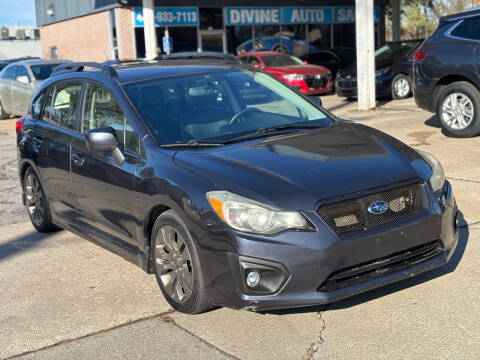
xmin=451 ymin=17 xmax=480 ymax=41
xmin=30 ymin=64 xmax=62 ymax=80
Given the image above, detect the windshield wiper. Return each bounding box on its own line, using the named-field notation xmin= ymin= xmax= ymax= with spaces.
xmin=223 ymin=123 xmax=325 ymax=144
xmin=161 ymin=139 xmax=223 ymax=149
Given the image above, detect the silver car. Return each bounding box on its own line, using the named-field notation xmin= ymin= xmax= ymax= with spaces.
xmin=0 ymin=59 xmax=70 ymax=119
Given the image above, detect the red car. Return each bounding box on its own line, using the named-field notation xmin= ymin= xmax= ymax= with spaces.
xmin=237 ymin=51 xmax=333 ymax=95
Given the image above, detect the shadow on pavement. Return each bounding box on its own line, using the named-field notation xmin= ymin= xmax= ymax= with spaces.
xmin=0 ymin=229 xmax=55 ymax=262
xmin=263 ymin=210 xmax=469 ymax=316
xmin=424 ymin=114 xmax=441 ymax=128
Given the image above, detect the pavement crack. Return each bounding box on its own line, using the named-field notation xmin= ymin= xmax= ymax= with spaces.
xmin=446 ymin=176 xmax=480 ymax=184
xmin=5 ymin=310 xmax=175 ymax=359
xmin=302 ymin=305 xmax=330 ymax=360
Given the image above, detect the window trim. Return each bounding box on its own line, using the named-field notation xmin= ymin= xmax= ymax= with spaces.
xmin=445 ymin=17 xmax=480 ymax=43
xmin=40 ymin=80 xmax=85 ymax=133
xmin=81 ymin=80 xmax=140 ymax=154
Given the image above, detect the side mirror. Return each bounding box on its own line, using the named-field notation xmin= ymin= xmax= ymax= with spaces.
xmin=311 ymin=97 xmax=322 ymax=107
xmin=303 ymin=60 xmax=308 ymax=64
xmin=253 ymin=63 xmax=262 ymax=69
xmin=16 ymin=75 xmax=30 ymax=84
xmin=85 ymin=127 xmax=125 ymax=165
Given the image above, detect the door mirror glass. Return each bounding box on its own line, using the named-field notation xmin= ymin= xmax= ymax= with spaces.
xmin=16 ymin=75 xmax=30 ymax=84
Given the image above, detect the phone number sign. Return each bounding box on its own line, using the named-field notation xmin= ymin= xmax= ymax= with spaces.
xmin=134 ymin=7 xmax=199 ymax=26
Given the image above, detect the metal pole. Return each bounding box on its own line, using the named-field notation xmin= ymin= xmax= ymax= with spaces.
xmin=355 ymin=0 xmax=376 ymax=110
xmin=143 ymin=0 xmax=157 ymax=59
xmin=392 ymin=0 xmax=401 ymax=41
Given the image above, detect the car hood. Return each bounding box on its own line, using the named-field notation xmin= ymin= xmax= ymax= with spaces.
xmin=267 ymin=64 xmax=330 ymax=75
xmin=174 ymin=122 xmax=425 ymax=211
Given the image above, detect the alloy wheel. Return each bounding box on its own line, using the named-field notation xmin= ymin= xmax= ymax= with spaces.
xmin=441 ymin=92 xmax=474 ymax=130
xmin=394 ymin=78 xmax=410 ymax=98
xmin=154 ymin=225 xmax=194 ymax=303
xmin=25 ymin=174 xmax=44 ymax=226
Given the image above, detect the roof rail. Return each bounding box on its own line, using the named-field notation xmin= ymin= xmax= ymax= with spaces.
xmin=50 ymin=62 xmax=118 ymax=79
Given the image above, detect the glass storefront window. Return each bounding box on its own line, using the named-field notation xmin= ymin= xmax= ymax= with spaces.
xmin=226 ymin=26 xmax=253 ymax=54
xmin=333 ymin=23 xmax=355 ymax=48
xmin=199 ymin=8 xmax=223 ymax=30
xmin=308 ymin=24 xmax=331 ymax=50
xmin=167 ymin=27 xmax=198 ymax=53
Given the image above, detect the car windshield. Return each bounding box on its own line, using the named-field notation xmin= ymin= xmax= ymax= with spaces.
xmin=124 ymin=69 xmax=331 ymax=146
xmin=30 ymin=64 xmax=62 ymax=80
xmin=374 ymin=41 xmax=421 ymax=62
xmin=261 ymin=55 xmax=304 ymax=67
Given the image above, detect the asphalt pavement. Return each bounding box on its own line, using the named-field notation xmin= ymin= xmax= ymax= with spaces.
xmin=1 ymin=96 xmax=479 ymax=359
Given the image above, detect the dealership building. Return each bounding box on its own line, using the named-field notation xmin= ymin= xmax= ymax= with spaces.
xmin=35 ymin=0 xmax=387 ymax=62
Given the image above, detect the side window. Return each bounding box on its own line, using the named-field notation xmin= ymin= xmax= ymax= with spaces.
xmin=31 ymin=92 xmax=45 ymax=119
xmin=3 ymin=65 xmax=18 ymax=80
xmin=83 ymin=83 xmax=139 ymax=153
xmin=46 ymin=83 xmax=82 ymax=130
xmin=451 ymin=17 xmax=480 ymax=41
xmin=16 ymin=66 xmax=30 ymax=82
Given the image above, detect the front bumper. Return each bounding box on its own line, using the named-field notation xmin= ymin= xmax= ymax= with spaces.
xmin=335 ymin=73 xmax=392 ymax=98
xmin=283 ymin=76 xmax=333 ymax=95
xmin=201 ymin=181 xmax=458 ymax=311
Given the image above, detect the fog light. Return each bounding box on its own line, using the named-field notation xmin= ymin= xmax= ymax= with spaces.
xmin=246 ymin=271 xmax=260 ymax=288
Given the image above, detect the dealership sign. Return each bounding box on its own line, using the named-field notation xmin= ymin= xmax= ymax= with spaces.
xmin=283 ymin=7 xmax=332 ymax=24
xmin=225 ymin=7 xmax=380 ymax=25
xmin=134 ymin=7 xmax=199 ymax=26
xmin=226 ymin=8 xmax=281 ymax=25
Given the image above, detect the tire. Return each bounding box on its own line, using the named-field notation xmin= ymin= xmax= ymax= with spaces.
xmin=0 ymin=98 xmax=9 ymax=120
xmin=391 ymin=74 xmax=412 ymax=100
xmin=23 ymin=167 xmax=59 ymax=232
xmin=273 ymin=45 xmax=287 ymax=54
xmin=152 ymin=210 xmax=213 ymax=314
xmin=436 ymin=81 xmax=480 ymax=138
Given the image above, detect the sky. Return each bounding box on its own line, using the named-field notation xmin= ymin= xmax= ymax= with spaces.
xmin=0 ymin=0 xmax=36 ymax=26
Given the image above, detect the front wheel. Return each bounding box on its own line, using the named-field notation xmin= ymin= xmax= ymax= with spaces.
xmin=152 ymin=210 xmax=213 ymax=314
xmin=391 ymin=74 xmax=411 ymax=99
xmin=436 ymin=81 xmax=480 ymax=138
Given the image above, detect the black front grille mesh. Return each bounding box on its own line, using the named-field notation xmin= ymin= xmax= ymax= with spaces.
xmin=317 ymin=183 xmax=424 ymax=234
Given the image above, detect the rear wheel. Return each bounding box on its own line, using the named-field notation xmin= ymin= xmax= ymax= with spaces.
xmin=0 ymin=98 xmax=9 ymax=120
xmin=437 ymin=81 xmax=480 ymax=137
xmin=273 ymin=45 xmax=288 ymax=54
xmin=391 ymin=74 xmax=411 ymax=99
xmin=152 ymin=210 xmax=213 ymax=314
xmin=23 ymin=167 xmax=59 ymax=232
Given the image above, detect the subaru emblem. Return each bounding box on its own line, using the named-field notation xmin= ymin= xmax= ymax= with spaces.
xmin=367 ymin=201 xmax=389 ymax=215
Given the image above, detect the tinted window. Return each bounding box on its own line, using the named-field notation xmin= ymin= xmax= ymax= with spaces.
xmin=16 ymin=65 xmax=30 ymax=81
xmin=83 ymin=84 xmax=138 ymax=152
xmin=374 ymin=41 xmax=422 ymax=62
xmin=451 ymin=17 xmax=480 ymax=40
xmin=31 ymin=64 xmax=62 ymax=80
xmin=44 ymin=83 xmax=81 ymax=130
xmin=245 ymin=56 xmax=260 ymax=65
xmin=3 ymin=65 xmax=18 ymax=80
xmin=124 ymin=69 xmax=330 ymax=145
xmin=32 ymin=92 xmax=45 ymax=119
xmin=0 ymin=63 xmax=8 ymax=72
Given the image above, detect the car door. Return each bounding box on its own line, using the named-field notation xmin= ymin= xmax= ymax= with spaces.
xmin=0 ymin=65 xmax=18 ymax=113
xmin=30 ymin=81 xmax=83 ymax=220
xmin=70 ymin=81 xmax=140 ymax=247
xmin=11 ymin=65 xmax=34 ymax=114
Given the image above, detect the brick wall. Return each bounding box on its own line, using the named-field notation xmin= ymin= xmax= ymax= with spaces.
xmin=39 ymin=11 xmax=112 ymax=62
xmin=115 ymin=7 xmax=136 ymax=60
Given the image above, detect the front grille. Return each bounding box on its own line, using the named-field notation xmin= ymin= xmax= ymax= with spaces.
xmin=317 ymin=183 xmax=424 ymax=234
xmin=305 ymin=75 xmax=327 ymax=89
xmin=318 ymin=241 xmax=444 ymax=292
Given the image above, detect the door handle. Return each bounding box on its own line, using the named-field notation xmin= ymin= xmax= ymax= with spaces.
xmin=72 ymin=152 xmax=85 ymax=167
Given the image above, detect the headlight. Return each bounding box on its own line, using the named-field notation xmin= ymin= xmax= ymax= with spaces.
xmin=375 ymin=67 xmax=391 ymax=77
xmin=283 ymin=73 xmax=304 ymax=81
xmin=416 ymin=150 xmax=446 ymax=192
xmin=207 ymin=191 xmax=311 ymax=235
